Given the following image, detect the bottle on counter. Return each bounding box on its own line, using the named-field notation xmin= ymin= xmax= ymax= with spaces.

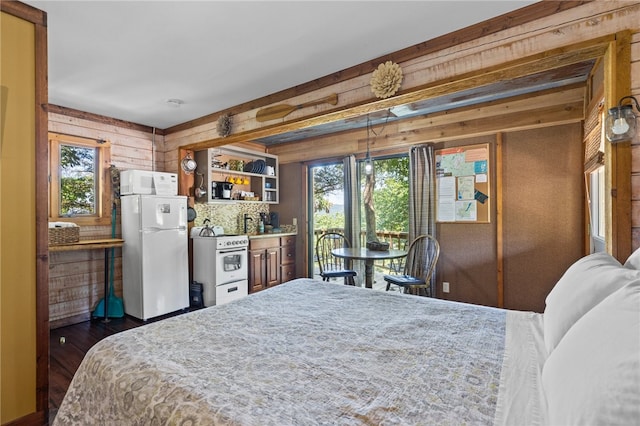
xmin=258 ymin=219 xmax=264 ymax=234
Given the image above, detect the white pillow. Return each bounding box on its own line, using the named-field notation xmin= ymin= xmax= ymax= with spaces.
xmin=543 ymin=252 xmax=639 ymax=354
xmin=624 ymin=246 xmax=640 ymax=269
xmin=542 ymin=280 xmax=640 ymax=425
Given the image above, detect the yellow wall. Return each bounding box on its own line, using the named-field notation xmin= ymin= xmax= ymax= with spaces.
xmin=0 ymin=11 xmax=37 ymax=422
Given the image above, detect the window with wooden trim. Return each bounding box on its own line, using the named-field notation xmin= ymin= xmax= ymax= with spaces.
xmin=49 ymin=133 xmax=111 ymax=226
xmin=583 ymin=95 xmax=606 ymax=253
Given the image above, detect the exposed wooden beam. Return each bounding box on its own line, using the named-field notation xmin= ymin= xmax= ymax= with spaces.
xmin=397 ymin=85 xmax=586 ymax=133
xmin=47 ymin=104 xmax=161 ymax=135
xmin=273 ymin=100 xmax=584 ymax=163
xmin=183 ymin=38 xmax=608 ymax=152
xmin=605 ymin=31 xmax=632 ymax=261
xmin=496 ymin=133 xmax=505 ymax=309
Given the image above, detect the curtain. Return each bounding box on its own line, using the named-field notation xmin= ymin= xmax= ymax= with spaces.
xmin=343 ymin=155 xmax=364 ymax=284
xmin=409 ymin=145 xmax=437 ymax=295
xmin=343 ymin=155 xmax=360 ymax=248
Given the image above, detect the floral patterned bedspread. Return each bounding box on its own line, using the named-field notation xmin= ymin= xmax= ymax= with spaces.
xmin=53 ymin=278 xmax=507 ymax=425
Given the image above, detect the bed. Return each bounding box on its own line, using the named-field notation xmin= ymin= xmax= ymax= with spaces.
xmin=53 ymin=251 xmax=640 ymax=425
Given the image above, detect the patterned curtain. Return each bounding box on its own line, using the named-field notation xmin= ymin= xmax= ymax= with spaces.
xmin=343 ymin=155 xmax=363 ymax=284
xmin=409 ymin=145 xmax=437 ymax=294
xmin=343 ymin=155 xmax=360 ymax=249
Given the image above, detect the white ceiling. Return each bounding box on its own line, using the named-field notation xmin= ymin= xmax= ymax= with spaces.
xmin=23 ymin=1 xmax=537 ymax=130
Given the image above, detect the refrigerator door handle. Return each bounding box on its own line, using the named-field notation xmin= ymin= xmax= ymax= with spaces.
xmin=144 ymin=226 xmax=187 ymax=233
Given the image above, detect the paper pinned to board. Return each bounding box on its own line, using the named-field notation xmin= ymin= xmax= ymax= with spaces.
xmin=438 ymin=199 xmax=456 ymax=222
xmin=455 ymin=201 xmax=477 ymax=221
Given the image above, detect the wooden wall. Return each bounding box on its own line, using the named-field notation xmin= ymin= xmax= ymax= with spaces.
xmin=48 ymin=112 xmax=161 ymax=328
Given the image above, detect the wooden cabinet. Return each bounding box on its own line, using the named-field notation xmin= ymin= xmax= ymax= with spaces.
xmin=248 ymin=236 xmax=296 ymax=293
xmin=249 ymin=241 xmax=280 ymax=293
xmin=280 ymin=236 xmax=296 ymax=283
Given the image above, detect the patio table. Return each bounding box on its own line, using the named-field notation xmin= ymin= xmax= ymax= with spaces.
xmin=331 ymin=247 xmax=407 ymax=289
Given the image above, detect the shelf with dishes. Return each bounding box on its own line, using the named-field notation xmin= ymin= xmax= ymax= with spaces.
xmin=194 ymin=146 xmax=278 ymax=204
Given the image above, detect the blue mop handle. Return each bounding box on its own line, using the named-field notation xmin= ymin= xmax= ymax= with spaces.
xmin=109 ymin=202 xmax=116 ymax=294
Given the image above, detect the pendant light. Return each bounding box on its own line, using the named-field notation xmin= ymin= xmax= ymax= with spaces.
xmin=365 ymin=115 xmax=373 ymax=175
xmin=605 ymin=96 xmax=639 ymax=143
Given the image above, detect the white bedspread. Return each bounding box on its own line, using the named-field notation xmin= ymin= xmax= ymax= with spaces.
xmin=53 ymin=278 xmax=544 ymax=425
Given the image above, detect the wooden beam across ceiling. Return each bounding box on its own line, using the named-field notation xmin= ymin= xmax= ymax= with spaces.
xmin=271 ymin=89 xmax=585 ymax=164
xmin=183 ymin=37 xmax=607 ymax=153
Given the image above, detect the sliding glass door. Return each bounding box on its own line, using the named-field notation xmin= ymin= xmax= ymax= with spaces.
xmin=309 ymin=162 xmax=346 ymax=279
xmin=308 ymin=155 xmax=410 ymax=286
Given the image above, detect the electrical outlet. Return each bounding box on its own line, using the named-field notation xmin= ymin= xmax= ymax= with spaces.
xmin=443 ymin=281 xmax=450 ymax=293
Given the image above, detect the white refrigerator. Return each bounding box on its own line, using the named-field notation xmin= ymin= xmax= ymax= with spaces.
xmin=121 ymin=194 xmax=189 ymax=320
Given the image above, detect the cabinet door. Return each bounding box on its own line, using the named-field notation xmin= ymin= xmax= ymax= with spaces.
xmin=265 ymin=246 xmax=280 ymax=288
xmin=248 ymin=249 xmax=266 ymax=293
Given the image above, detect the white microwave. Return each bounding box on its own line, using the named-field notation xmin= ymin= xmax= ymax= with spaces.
xmin=120 ymin=170 xmax=178 ymax=196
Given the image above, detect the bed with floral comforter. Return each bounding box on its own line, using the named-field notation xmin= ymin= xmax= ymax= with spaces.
xmin=52 ymin=277 xmax=550 ymax=425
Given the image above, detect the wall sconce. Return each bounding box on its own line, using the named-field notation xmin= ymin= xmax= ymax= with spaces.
xmin=605 ymin=96 xmax=639 ymax=143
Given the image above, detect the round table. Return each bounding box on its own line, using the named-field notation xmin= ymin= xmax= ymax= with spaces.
xmin=331 ymin=247 xmax=407 ymax=288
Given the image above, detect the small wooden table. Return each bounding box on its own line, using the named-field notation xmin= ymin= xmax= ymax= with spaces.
xmin=49 ymin=238 xmax=125 ymax=322
xmin=331 ymin=247 xmax=407 ymax=289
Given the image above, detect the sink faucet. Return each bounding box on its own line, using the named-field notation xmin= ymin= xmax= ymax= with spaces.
xmin=243 ymin=213 xmax=253 ymax=234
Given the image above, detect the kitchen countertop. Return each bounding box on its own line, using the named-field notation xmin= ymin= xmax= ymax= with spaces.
xmin=247 ymin=231 xmax=297 ymax=239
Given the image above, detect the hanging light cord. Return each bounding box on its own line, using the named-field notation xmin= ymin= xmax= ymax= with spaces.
xmin=365 ymin=109 xmax=393 ymax=159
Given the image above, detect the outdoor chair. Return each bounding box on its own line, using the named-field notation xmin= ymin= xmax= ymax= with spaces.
xmin=316 ymin=232 xmax=357 ymax=285
xmin=383 ymin=234 xmax=440 ymax=296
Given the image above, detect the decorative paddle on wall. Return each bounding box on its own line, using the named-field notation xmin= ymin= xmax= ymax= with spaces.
xmin=256 ymin=93 xmax=338 ymax=122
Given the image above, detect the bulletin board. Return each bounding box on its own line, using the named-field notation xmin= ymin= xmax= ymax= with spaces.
xmin=435 ymin=143 xmax=490 ymax=223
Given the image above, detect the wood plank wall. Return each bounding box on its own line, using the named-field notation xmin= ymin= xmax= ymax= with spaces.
xmin=48 ymin=112 xmax=160 ymax=328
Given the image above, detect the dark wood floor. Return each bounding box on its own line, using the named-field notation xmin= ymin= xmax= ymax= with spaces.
xmin=49 ymin=309 xmax=193 ymax=423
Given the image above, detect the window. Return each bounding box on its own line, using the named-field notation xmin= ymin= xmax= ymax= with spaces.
xmin=49 ymin=133 xmax=111 ymax=226
xmin=589 ymin=165 xmax=606 ymax=252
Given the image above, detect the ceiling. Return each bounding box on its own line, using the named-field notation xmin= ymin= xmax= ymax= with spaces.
xmin=23 ymin=1 xmax=539 ymax=130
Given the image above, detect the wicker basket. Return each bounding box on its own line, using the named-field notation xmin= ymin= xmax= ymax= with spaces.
xmin=49 ymin=226 xmax=80 ymax=246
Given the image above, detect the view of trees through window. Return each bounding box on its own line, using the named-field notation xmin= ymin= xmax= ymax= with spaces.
xmin=311 ymin=156 xmax=410 ymax=282
xmin=59 ymin=144 xmax=97 ymax=216
xmin=360 ymin=156 xmax=409 ymax=239
xmin=312 ymin=156 xmax=409 ymax=237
